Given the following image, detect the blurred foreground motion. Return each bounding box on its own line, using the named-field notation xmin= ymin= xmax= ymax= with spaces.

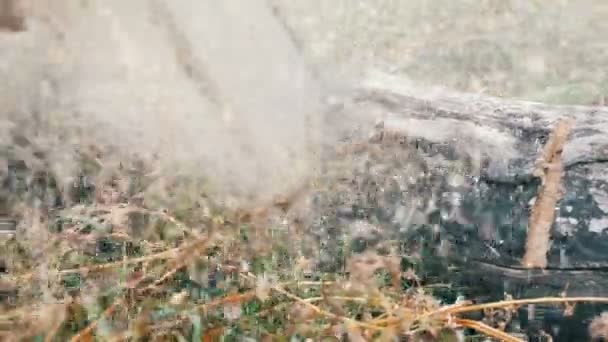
xmin=1 ymin=0 xmax=326 ymax=206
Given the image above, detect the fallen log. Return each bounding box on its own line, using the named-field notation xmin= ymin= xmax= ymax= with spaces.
xmin=342 ymin=72 xmax=608 ymax=293
xmin=354 ymin=72 xmax=608 ymax=182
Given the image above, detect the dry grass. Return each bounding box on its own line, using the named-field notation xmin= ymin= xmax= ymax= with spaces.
xmin=2 ymin=190 xmax=608 ymax=341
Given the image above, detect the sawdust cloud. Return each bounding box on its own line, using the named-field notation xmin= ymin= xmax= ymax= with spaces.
xmin=0 ymin=1 xmax=352 ymax=207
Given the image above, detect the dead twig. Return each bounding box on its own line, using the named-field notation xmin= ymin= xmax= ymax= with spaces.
xmin=240 ymin=272 xmax=384 ymax=332
xmin=137 ymin=234 xmax=216 ymax=295
xmin=70 ymin=298 xmax=125 ymax=342
xmin=373 ymin=296 xmax=608 ymax=330
xmin=13 ymin=246 xmax=174 ymax=283
xmin=441 ymin=296 xmax=608 ymax=316
xmin=522 ymin=118 xmax=574 ymax=268
xmin=455 ymin=318 xmax=524 ymax=342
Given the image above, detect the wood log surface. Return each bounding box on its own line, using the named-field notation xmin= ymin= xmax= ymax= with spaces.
xmin=346 ymin=72 xmax=608 ymax=295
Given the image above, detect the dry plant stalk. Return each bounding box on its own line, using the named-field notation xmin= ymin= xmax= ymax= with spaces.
xmin=522 ymin=118 xmax=574 ymax=268
xmin=455 ymin=318 xmax=524 ymax=342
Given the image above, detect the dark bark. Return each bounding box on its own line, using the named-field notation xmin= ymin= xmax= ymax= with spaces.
xmin=347 ymin=75 xmax=608 ymax=295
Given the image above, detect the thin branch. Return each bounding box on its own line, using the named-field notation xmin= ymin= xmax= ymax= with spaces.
xmin=455 ymin=318 xmax=524 ymax=342
xmin=240 ymin=272 xmax=383 ymax=331
xmin=442 ymin=296 xmax=608 ymax=315
xmin=15 ymin=246 xmax=178 ymax=282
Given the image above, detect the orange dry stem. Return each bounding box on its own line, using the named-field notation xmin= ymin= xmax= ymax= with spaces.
xmin=522 ymin=118 xmax=574 ymax=268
